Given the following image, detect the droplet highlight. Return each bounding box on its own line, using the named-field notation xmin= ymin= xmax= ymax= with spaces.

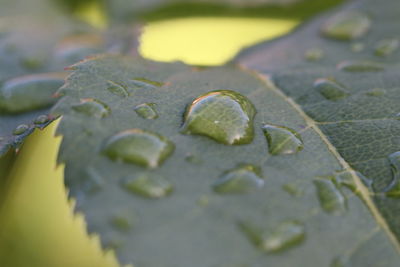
xmin=181 ymin=90 xmax=256 ymax=145
xmin=262 ymin=124 xmax=303 ymax=155
xmin=314 ymin=78 xmax=349 ymax=101
xmin=321 ymin=12 xmax=371 ymax=40
xmin=102 ymin=129 xmax=175 ymax=168
xmin=134 ymin=103 xmax=158 ymax=120
xmin=212 ymin=164 xmax=264 ymax=194
xmin=122 ymin=173 xmax=173 ymax=199
xmin=72 ymin=98 xmax=110 ymax=118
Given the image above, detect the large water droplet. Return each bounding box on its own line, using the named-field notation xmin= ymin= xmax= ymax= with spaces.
xmin=134 ymin=103 xmax=158 ymax=120
xmin=239 ymin=220 xmax=305 ymax=253
xmin=337 ymin=60 xmax=384 ymax=72
xmin=103 ymin=129 xmax=174 ymax=168
xmin=314 ymin=78 xmax=349 ymax=101
xmin=72 ymin=98 xmax=110 ymax=118
xmin=107 ymin=80 xmax=129 ymax=97
xmin=314 ymin=178 xmax=347 ymax=214
xmin=212 ymin=164 xmax=264 ymax=194
xmin=262 ymin=124 xmax=303 ymax=155
xmin=375 ymin=38 xmax=399 ymax=57
xmin=110 ymin=215 xmax=132 ymax=232
xmin=383 ymin=151 xmax=400 ymax=198
xmin=182 ymin=90 xmax=256 ymax=145
xmin=0 ymin=73 xmax=66 ymax=114
xmin=122 ymin=173 xmax=173 ymax=199
xmin=13 ymin=124 xmax=29 ymax=135
xmin=321 ymin=12 xmax=370 ymax=40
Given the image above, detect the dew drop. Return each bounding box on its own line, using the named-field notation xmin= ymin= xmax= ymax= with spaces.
xmin=107 ymin=80 xmax=129 ymax=97
xmin=13 ymin=124 xmax=29 ymax=135
xmin=321 ymin=12 xmax=371 ymax=40
xmin=262 ymin=124 xmax=303 ymax=155
xmin=239 ymin=220 xmax=305 ymax=253
xmin=181 ymin=90 xmax=256 ymax=145
xmin=333 ymin=171 xmax=357 ymax=192
xmin=131 ymin=78 xmax=164 ymax=88
xmin=375 ymin=38 xmax=399 ymax=57
xmin=314 ymin=178 xmax=347 ymax=214
xmin=103 ymin=129 xmax=175 ymax=168
xmin=365 ymin=88 xmax=386 ymax=97
xmin=122 ymin=173 xmax=173 ymax=199
xmin=314 ymin=78 xmax=349 ymax=101
xmin=134 ymin=103 xmax=158 ymax=120
xmin=81 ymin=167 xmax=104 ymax=194
xmin=337 ymin=60 xmax=384 ymax=72
xmin=33 ymin=114 xmax=50 ymax=125
xmin=110 ymin=215 xmax=132 ymax=232
xmin=383 ymin=151 xmax=400 ymax=198
xmin=212 ymin=164 xmax=264 ymax=194
xmin=305 ymin=48 xmax=324 ymax=61
xmin=72 ymin=98 xmax=110 ymax=118
xmin=0 ymin=72 xmax=66 ymax=114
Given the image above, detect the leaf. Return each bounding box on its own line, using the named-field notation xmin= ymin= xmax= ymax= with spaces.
xmin=105 ymin=0 xmax=343 ymax=23
xmin=0 ymin=0 xmax=106 ymax=159
xmin=236 ymin=0 xmax=400 ymax=248
xmin=53 ymin=50 xmax=399 ymax=267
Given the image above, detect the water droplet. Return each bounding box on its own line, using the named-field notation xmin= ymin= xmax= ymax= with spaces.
xmin=365 ymin=88 xmax=385 ymax=97
xmin=81 ymin=167 xmax=104 ymax=194
xmin=314 ymin=78 xmax=349 ymax=101
xmin=262 ymin=124 xmax=303 ymax=155
xmin=333 ymin=171 xmax=357 ymax=192
xmin=239 ymin=220 xmax=305 ymax=253
xmin=337 ymin=60 xmax=384 ymax=72
xmin=305 ymin=48 xmax=324 ymax=61
xmin=383 ymin=151 xmax=400 ymax=198
xmin=134 ymin=103 xmax=158 ymax=120
xmin=212 ymin=164 xmax=264 ymax=194
xmin=282 ymin=183 xmax=303 ymax=197
xmin=110 ymin=215 xmax=132 ymax=232
xmin=130 ymin=78 xmax=164 ymax=88
xmin=0 ymin=73 xmax=66 ymax=114
xmin=13 ymin=124 xmax=29 ymax=135
xmin=72 ymin=98 xmax=110 ymax=118
xmin=33 ymin=114 xmax=50 ymax=125
xmin=122 ymin=173 xmax=173 ymax=199
xmin=351 ymin=42 xmax=364 ymax=52
xmin=181 ymin=90 xmax=256 ymax=145
xmin=375 ymin=38 xmax=399 ymax=57
xmin=314 ymin=178 xmax=347 ymax=214
xmin=321 ymin=12 xmax=370 ymax=40
xmin=107 ymin=80 xmax=129 ymax=97
xmin=103 ymin=129 xmax=175 ymax=168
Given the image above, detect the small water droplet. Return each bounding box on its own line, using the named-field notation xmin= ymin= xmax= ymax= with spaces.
xmin=333 ymin=171 xmax=357 ymax=192
xmin=337 ymin=60 xmax=384 ymax=72
xmin=134 ymin=103 xmax=158 ymax=119
xmin=351 ymin=42 xmax=364 ymax=52
xmin=72 ymin=98 xmax=110 ymax=118
xmin=239 ymin=220 xmax=305 ymax=253
xmin=182 ymin=90 xmax=256 ymax=145
xmin=262 ymin=124 xmax=303 ymax=155
xmin=282 ymin=183 xmax=303 ymax=197
xmin=33 ymin=114 xmax=50 ymax=125
xmin=122 ymin=173 xmax=173 ymax=199
xmin=110 ymin=215 xmax=132 ymax=232
xmin=305 ymin=48 xmax=324 ymax=61
xmin=375 ymin=38 xmax=399 ymax=57
xmin=314 ymin=178 xmax=347 ymax=214
xmin=0 ymin=73 xmax=66 ymax=114
xmin=103 ymin=129 xmax=175 ymax=168
xmin=321 ymin=12 xmax=370 ymax=40
xmin=212 ymin=164 xmax=264 ymax=194
xmin=130 ymin=78 xmax=164 ymax=88
xmin=13 ymin=124 xmax=29 ymax=135
xmin=314 ymin=78 xmax=349 ymax=101
xmin=365 ymin=88 xmax=385 ymax=97
xmin=107 ymin=80 xmax=129 ymax=97
xmin=383 ymin=151 xmax=400 ymax=198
